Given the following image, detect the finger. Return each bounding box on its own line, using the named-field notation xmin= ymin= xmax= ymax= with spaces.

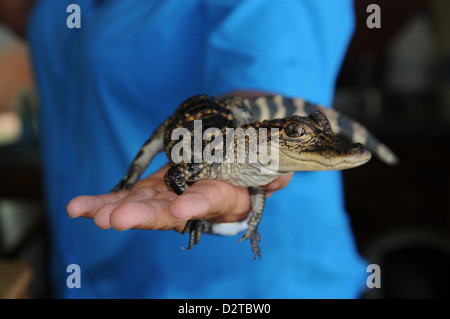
xmin=108 ymin=197 xmax=186 ymax=232
xmin=93 ymin=202 xmax=119 ymax=229
xmin=117 ymin=186 xmax=158 ymax=203
xmin=67 ymin=164 xmax=170 ymax=219
xmin=169 ymin=180 xmax=251 ymax=222
xmin=66 ymin=191 xmax=128 ymax=218
xmin=132 ymin=164 xmax=171 ymax=191
xmin=92 ymin=189 xmax=178 ymax=230
xmin=265 ymin=172 xmax=294 ymax=194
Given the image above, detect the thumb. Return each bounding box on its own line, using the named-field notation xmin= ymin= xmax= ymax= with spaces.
xmin=168 ymin=180 xmax=252 ymax=223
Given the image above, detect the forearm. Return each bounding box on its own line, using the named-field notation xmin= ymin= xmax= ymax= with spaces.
xmin=0 ymin=0 xmax=35 ymax=38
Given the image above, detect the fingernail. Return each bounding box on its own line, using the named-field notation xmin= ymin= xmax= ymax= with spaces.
xmin=174 ymin=216 xmax=192 ymax=221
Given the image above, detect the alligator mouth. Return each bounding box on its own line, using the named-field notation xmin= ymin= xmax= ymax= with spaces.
xmin=278 ymin=143 xmax=372 ymax=171
xmin=334 ymin=146 xmax=372 ymax=169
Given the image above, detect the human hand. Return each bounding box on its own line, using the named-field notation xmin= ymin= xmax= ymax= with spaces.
xmin=66 ymin=164 xmax=293 ymax=233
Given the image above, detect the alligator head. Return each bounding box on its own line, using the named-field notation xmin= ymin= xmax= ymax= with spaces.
xmin=257 ymin=112 xmax=372 ymax=172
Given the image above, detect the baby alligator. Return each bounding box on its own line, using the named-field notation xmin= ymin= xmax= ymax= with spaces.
xmin=112 ymin=94 xmax=397 ymax=259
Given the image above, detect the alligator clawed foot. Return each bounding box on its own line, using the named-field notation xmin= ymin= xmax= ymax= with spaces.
xmin=238 ymin=227 xmax=262 ymax=260
xmin=181 ymin=219 xmax=205 ymax=250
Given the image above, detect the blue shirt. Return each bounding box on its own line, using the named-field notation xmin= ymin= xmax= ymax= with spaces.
xmin=28 ymin=0 xmax=367 ymax=298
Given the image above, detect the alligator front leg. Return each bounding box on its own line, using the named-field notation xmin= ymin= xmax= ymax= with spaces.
xmin=238 ymin=186 xmax=266 ymax=260
xmin=181 ymin=219 xmax=205 ymax=250
xmin=164 ymin=163 xmax=206 ymax=250
xmin=111 ymin=121 xmax=167 ymax=192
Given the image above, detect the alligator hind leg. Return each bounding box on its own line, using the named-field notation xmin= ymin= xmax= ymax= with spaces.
xmin=237 ymin=186 xmax=266 ymax=260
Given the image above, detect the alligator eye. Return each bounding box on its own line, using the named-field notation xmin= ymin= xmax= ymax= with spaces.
xmin=284 ymin=123 xmax=305 ymax=138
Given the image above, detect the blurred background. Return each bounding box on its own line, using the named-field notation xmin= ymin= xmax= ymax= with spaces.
xmin=0 ymin=0 xmax=449 ymax=298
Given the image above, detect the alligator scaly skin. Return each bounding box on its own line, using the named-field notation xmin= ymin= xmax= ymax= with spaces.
xmin=112 ymin=94 xmax=397 ymax=259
